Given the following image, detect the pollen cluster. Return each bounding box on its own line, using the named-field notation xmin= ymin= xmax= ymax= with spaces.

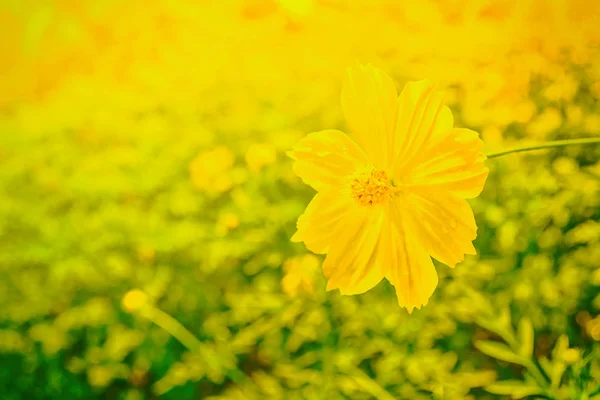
xmin=349 ymin=167 xmax=392 ymax=206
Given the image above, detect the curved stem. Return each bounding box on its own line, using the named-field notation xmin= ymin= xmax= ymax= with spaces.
xmin=523 ymin=360 xmax=553 ymax=397
xmin=144 ymin=306 xmax=203 ymax=352
xmin=486 ymin=137 xmax=600 ymax=159
xmin=141 ymin=305 xmax=246 ymax=385
xmin=351 ymin=367 xmax=396 ymax=400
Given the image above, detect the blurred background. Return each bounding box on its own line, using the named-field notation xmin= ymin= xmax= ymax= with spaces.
xmin=1 ymin=0 xmax=600 ymax=399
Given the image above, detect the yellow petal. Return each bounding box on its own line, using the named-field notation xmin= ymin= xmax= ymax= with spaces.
xmin=323 ymin=205 xmax=386 ymax=295
xmin=383 ymin=201 xmax=438 ymax=313
xmin=405 ymin=128 xmax=489 ymax=199
xmin=392 ymin=80 xmax=454 ymax=177
xmin=401 ymin=191 xmax=478 ymax=268
xmin=291 ymin=190 xmax=354 ymax=254
xmin=288 ymin=129 xmax=368 ymax=191
xmin=341 ymin=64 xmax=399 ymax=169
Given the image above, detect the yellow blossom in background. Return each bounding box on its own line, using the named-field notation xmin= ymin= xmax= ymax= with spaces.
xmin=587 ymin=316 xmax=600 ymax=341
xmin=245 ymin=143 xmax=277 ymax=174
xmin=216 ymin=212 xmax=240 ymax=236
xmin=122 ymin=290 xmax=149 ymax=313
xmin=277 ymin=0 xmax=314 ymax=20
xmin=289 ymin=64 xmax=488 ymax=312
xmin=528 ymin=108 xmax=563 ymax=138
xmin=189 ymin=146 xmax=236 ymax=194
xmin=281 ymin=254 xmax=321 ymax=296
xmin=561 ymin=348 xmax=581 ymax=365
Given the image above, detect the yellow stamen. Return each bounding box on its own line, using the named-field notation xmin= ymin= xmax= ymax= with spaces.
xmin=349 ymin=166 xmax=393 ymax=206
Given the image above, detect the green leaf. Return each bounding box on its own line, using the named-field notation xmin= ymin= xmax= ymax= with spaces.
xmin=551 ymin=361 xmax=567 ymax=387
xmin=476 ymin=316 xmax=499 ymax=334
xmin=517 ymin=317 xmax=534 ymax=357
xmin=485 ymin=380 xmax=545 ymax=399
xmin=539 ymin=356 xmax=553 ymax=378
xmin=476 ymin=341 xmax=526 ymax=365
xmin=498 ymin=306 xmax=513 ymax=332
xmin=552 ymin=335 xmax=569 ymax=360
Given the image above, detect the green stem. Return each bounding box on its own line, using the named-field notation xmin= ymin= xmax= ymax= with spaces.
xmin=351 ymin=367 xmax=396 ymax=400
xmin=142 ymin=305 xmax=246 ymax=384
xmin=524 ymin=360 xmax=553 ymax=394
xmin=486 ymin=137 xmax=600 ymax=159
xmin=144 ymin=306 xmax=203 ymax=352
xmin=589 ymin=385 xmax=600 ymax=397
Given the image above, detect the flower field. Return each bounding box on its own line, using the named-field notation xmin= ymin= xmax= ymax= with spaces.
xmin=1 ymin=1 xmax=599 ymax=399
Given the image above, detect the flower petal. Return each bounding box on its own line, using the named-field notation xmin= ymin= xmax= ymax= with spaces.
xmin=392 ymin=80 xmax=454 ymax=177
xmin=323 ymin=205 xmax=386 ymax=295
xmin=291 ymin=190 xmax=355 ymax=254
xmin=288 ymin=129 xmax=368 ymax=191
xmin=403 ymin=128 xmax=489 ymax=199
xmin=401 ymin=191 xmax=478 ymax=268
xmin=383 ymin=201 xmax=439 ymax=313
xmin=341 ymin=64 xmax=399 ymax=169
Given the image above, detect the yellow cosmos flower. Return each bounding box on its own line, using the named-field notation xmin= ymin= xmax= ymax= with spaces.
xmin=288 ymin=64 xmax=489 ymax=312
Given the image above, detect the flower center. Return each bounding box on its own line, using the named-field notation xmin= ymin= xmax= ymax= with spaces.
xmin=349 ymin=166 xmax=392 ymax=206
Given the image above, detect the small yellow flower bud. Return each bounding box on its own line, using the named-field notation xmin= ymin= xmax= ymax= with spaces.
xmin=561 ymin=348 xmax=581 ymax=365
xmin=122 ymin=289 xmax=149 ymax=313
